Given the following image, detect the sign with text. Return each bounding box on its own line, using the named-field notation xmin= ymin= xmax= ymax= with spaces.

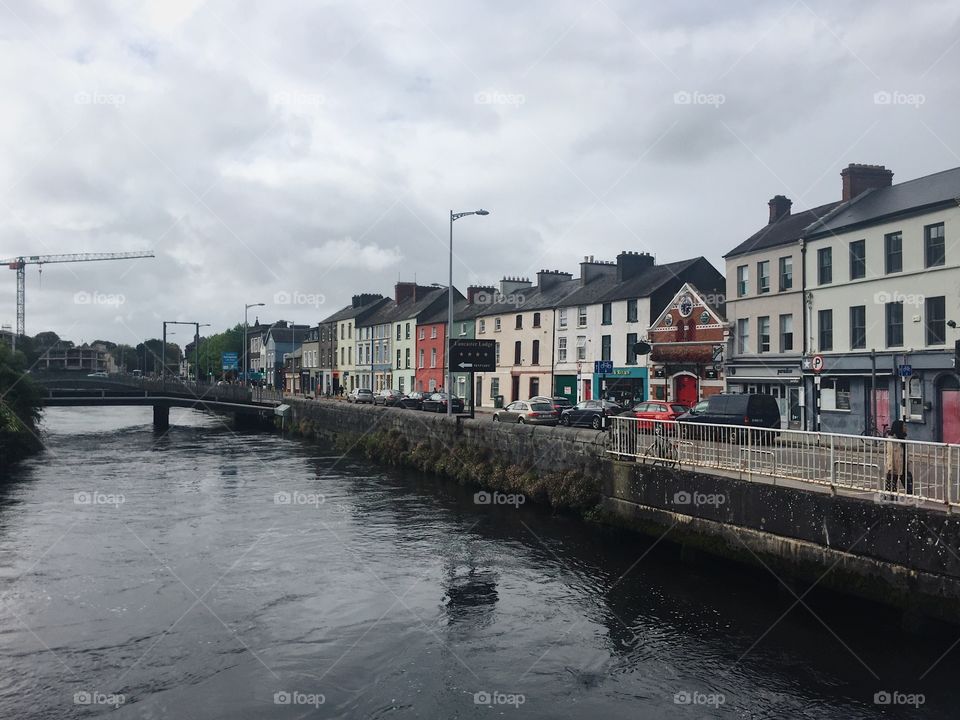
xmin=221 ymin=351 xmax=239 ymax=370
xmin=449 ymin=339 xmax=496 ymax=372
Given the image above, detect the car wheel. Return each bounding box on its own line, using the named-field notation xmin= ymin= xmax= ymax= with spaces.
xmin=518 ymin=417 xmax=525 ymax=424
xmin=493 ymin=415 xmax=499 ymax=422
xmin=591 ymin=416 xmax=602 ymax=430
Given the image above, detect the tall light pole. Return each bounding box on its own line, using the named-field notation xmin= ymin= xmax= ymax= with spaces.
xmin=198 ymin=323 xmax=211 ymax=382
xmin=244 ymin=302 xmax=265 ymax=387
xmin=448 ymin=209 xmax=489 ymax=416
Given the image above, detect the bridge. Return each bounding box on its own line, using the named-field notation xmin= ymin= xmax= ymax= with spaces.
xmin=33 ymin=372 xmax=284 ymax=429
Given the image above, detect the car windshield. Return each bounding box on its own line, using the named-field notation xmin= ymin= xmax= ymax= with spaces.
xmin=671 ymin=404 xmax=688 ymax=413
xmin=530 ymin=403 xmax=553 ymax=411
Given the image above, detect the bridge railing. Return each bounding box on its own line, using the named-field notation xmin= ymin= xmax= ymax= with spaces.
xmin=608 ymin=416 xmax=960 ymax=509
xmin=35 ymin=373 xmax=283 ymax=406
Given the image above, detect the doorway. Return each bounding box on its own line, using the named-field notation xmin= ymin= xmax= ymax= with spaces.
xmin=475 ymin=377 xmax=483 ymax=407
xmin=529 ymin=377 xmax=540 ymax=398
xmin=674 ymin=374 xmax=698 ymax=407
xmin=938 ymin=375 xmax=960 ymax=443
xmin=511 ymin=376 xmax=521 ymax=402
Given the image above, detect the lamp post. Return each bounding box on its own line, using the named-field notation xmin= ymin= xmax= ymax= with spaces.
xmin=244 ymin=302 xmax=265 ymax=387
xmin=197 ymin=323 xmax=211 ymax=383
xmin=447 ymin=208 xmax=489 ymax=416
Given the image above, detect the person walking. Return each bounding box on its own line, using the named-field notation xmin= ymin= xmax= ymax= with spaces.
xmin=884 ymin=420 xmax=914 ymax=498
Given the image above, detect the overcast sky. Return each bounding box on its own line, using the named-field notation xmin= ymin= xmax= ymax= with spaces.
xmin=1 ymin=0 xmax=958 ymax=345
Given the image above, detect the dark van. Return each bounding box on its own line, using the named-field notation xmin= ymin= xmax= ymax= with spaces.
xmin=677 ymin=393 xmax=781 ymax=439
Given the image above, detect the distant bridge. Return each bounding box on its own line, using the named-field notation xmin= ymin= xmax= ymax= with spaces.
xmin=33 ymin=372 xmax=284 ymax=429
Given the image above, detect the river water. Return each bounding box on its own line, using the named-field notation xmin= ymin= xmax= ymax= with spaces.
xmin=1 ymin=407 xmax=958 ymax=718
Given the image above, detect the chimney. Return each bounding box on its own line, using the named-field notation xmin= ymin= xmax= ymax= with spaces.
xmin=841 ymin=163 xmax=893 ymax=201
xmin=499 ymin=276 xmax=533 ymax=295
xmin=537 ymin=269 xmax=573 ymax=291
xmin=467 ymin=285 xmax=496 ymax=304
xmin=352 ymin=293 xmax=384 ymax=308
xmin=616 ymin=251 xmax=655 ymax=282
xmin=768 ymin=195 xmax=792 ymax=224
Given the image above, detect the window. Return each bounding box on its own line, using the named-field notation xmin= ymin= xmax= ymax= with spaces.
xmin=419 ymin=328 xmax=425 ymax=340
xmin=885 ymin=232 xmax=903 ymax=273
xmin=602 ymin=303 xmax=612 ymax=325
xmin=849 ymin=240 xmax=866 ymax=280
xmin=908 ymin=376 xmax=924 ymax=418
xmin=532 ymin=312 xmax=541 ymax=328
xmin=758 ymin=261 xmax=770 ymax=294
xmin=817 ymin=247 xmax=832 ymax=285
xmin=925 ymin=223 xmax=945 ymax=268
xmin=418 ymin=349 xmax=424 ymax=368
xmin=495 ymin=318 xmax=502 ymax=332
xmin=348 ymin=324 xmax=352 ymax=339
xmin=780 ymin=255 xmax=793 ymax=292
xmin=818 ymin=309 xmax=833 ymax=351
xmin=405 ymin=323 xmax=411 ymax=339
xmin=396 ymin=325 xmax=401 ymax=340
xmin=431 ymin=326 xmax=437 ymax=339
xmin=626 ymin=333 xmax=638 ymax=365
xmin=558 ymin=337 xmax=568 ymax=363
xmin=758 ymin=316 xmax=770 ymax=353
xmin=886 ymin=301 xmax=903 ymax=347
xmin=430 ymin=348 xmax=436 ymax=368
xmin=479 ymin=319 xmax=486 ymax=333
xmin=340 ymin=347 xmax=344 ymax=364
xmin=737 ymin=265 xmax=748 ymax=296
xmin=850 ymin=305 xmax=866 ymax=349
xmin=490 ymin=377 xmax=499 ymax=399
xmin=558 ymin=308 xmax=568 ymax=328
xmin=398 ymin=376 xmax=404 ymax=393
xmin=515 ymin=314 xmax=523 ymax=330
xmin=340 ymin=325 xmax=344 ymax=340
xmin=396 ymin=349 xmax=401 ymax=369
xmin=532 ymin=340 xmax=540 ymax=365
xmin=495 ymin=342 xmax=501 ymax=364
xmin=460 ymin=322 xmax=467 ymax=336
xmin=821 ymin=378 xmax=851 ymax=411
xmin=577 ymin=306 xmax=587 ymax=327
xmin=514 ymin=341 xmax=521 ymax=365
xmin=926 ymin=296 xmax=946 ymax=345
xmin=348 ymin=347 xmax=352 ymax=363
xmin=779 ymin=314 xmax=793 ymax=352
xmin=405 ymin=348 xmax=411 ymax=369
xmin=530 ymin=377 xmax=540 ymax=397
xmin=576 ymin=336 xmax=587 ymax=361
xmin=737 ymin=318 xmax=749 ymax=353
xmin=627 ymin=299 xmax=638 ymax=323
xmin=601 ymin=335 xmax=611 ymax=362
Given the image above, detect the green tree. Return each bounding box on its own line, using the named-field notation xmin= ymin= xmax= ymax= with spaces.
xmin=0 ymin=342 xmax=44 ymax=467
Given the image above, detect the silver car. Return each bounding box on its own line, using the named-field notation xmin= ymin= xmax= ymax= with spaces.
xmin=493 ymin=400 xmax=559 ymax=426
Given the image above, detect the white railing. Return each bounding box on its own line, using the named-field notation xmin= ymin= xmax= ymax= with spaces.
xmin=608 ymin=417 xmax=960 ymax=509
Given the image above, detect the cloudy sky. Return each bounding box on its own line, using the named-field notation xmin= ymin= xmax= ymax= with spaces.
xmin=0 ymin=0 xmax=958 ymax=345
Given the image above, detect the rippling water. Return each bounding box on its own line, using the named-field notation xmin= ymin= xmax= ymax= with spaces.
xmin=0 ymin=407 xmax=958 ymax=718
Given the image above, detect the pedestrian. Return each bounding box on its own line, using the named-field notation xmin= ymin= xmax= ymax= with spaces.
xmin=883 ymin=420 xmax=914 ymax=497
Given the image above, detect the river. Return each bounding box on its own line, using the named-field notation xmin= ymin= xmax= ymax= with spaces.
xmin=0 ymin=407 xmax=957 ymax=718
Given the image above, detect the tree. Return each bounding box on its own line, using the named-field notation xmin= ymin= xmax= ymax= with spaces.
xmin=0 ymin=342 xmax=43 ymax=467
xmin=195 ymin=324 xmax=244 ymax=380
xmin=135 ymin=339 xmax=182 ymax=375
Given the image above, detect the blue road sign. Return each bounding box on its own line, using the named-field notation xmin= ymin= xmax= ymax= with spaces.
xmin=899 ymin=364 xmax=913 ymax=377
xmin=594 ymin=360 xmax=614 ymax=374
xmin=222 ymin=352 xmax=239 ymax=370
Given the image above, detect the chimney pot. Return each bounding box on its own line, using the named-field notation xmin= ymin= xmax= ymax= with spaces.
xmin=768 ymin=195 xmax=792 ymax=224
xmin=841 ymin=163 xmax=893 ymax=201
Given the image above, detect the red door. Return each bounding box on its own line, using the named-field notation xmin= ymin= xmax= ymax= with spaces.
xmin=674 ymin=375 xmax=698 ymax=407
xmin=942 ymin=390 xmax=960 ymax=444
xmin=873 ymin=389 xmax=890 ymax=435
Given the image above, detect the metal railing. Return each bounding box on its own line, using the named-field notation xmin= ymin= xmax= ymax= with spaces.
xmin=608 ymin=417 xmax=960 ymax=509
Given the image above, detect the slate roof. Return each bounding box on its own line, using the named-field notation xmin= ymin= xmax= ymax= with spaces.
xmin=724 ymin=201 xmax=843 ymax=259
xmin=474 ymin=276 xmax=584 ymax=317
xmin=417 ymin=288 xmax=469 ymax=324
xmin=804 ymin=165 xmax=960 ymax=238
xmin=319 ymin=296 xmax=389 ymax=324
xmin=599 ymin=258 xmax=710 ymax=303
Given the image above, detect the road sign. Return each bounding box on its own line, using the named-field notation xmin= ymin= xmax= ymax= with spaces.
xmin=594 ymin=360 xmax=613 ymax=374
xmin=899 ymin=364 xmax=913 ymax=377
xmin=221 ymin=351 xmax=238 ymax=370
xmin=449 ymin=339 xmax=496 ymax=372
xmin=811 ymin=354 xmax=824 ymax=373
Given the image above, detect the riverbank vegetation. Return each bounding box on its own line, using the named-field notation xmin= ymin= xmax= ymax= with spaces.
xmin=0 ymin=343 xmax=44 ymax=469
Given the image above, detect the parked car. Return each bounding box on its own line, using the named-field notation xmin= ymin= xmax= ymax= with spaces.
xmin=676 ymin=393 xmax=781 ymax=440
xmin=374 ymin=389 xmax=406 ymax=407
xmin=619 ymin=400 xmax=690 ymax=431
xmin=530 ymin=395 xmax=574 ymax=414
xmin=422 ymin=392 xmax=465 ymax=413
xmin=347 ymin=388 xmax=375 ymax=404
xmin=398 ymin=391 xmax=432 ymax=410
xmin=493 ymin=400 xmax=559 ymax=425
xmin=559 ymin=399 xmax=623 ymax=429
xmin=86 ymin=371 xmax=108 ymax=378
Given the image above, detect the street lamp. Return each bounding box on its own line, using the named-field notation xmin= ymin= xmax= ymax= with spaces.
xmin=448 ymin=208 xmax=489 ymax=416
xmin=244 ymin=302 xmax=265 ymax=387
xmin=198 ymin=323 xmax=211 ymax=382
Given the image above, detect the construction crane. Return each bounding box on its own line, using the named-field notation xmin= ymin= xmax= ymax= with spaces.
xmin=1 ymin=251 xmax=155 ymax=336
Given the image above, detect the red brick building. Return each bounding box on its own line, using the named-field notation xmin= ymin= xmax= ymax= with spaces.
xmin=648 ymin=283 xmax=727 ymax=407
xmin=415 ymin=305 xmax=450 ymax=393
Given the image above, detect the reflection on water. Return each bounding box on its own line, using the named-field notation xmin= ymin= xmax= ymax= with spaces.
xmin=0 ymin=406 xmax=956 ymax=719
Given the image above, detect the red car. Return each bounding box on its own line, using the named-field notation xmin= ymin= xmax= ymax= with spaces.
xmin=620 ymin=400 xmax=689 ymax=431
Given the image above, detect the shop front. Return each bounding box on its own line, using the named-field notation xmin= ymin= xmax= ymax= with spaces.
xmin=725 ymin=359 xmax=803 ymax=429
xmin=592 ymin=367 xmax=648 ymax=409
xmin=553 ymin=374 xmax=577 ymax=402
